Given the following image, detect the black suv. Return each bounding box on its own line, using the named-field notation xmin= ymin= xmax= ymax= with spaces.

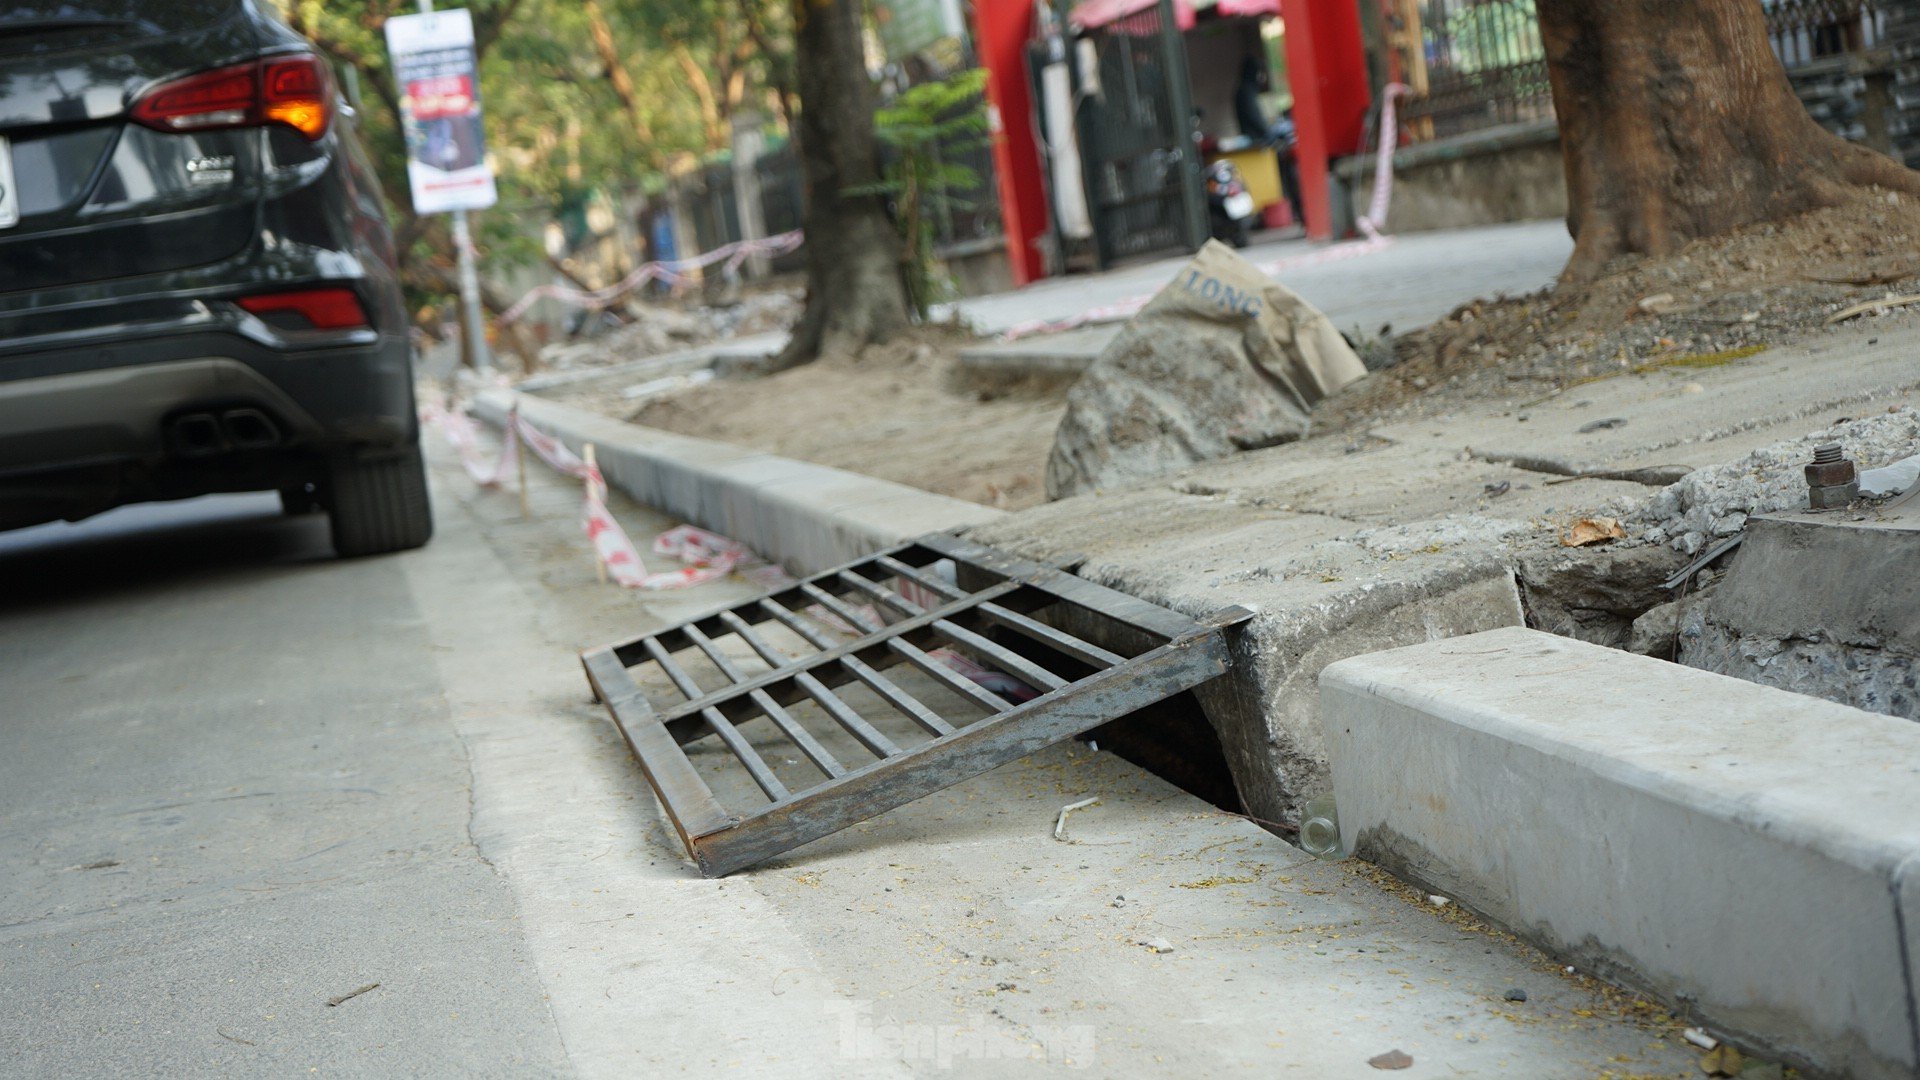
xmin=0 ymin=0 xmax=430 ymax=556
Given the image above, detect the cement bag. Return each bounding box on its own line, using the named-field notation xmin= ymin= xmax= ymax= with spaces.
xmin=1045 ymin=240 xmax=1367 ymax=500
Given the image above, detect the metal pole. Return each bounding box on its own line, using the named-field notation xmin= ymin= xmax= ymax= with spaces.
xmin=419 ymin=0 xmax=490 ymax=371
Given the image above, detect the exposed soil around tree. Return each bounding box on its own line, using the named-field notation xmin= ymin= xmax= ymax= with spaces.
xmin=1319 ymin=189 xmax=1920 ymax=431
xmin=623 ymin=326 xmax=1068 ymax=510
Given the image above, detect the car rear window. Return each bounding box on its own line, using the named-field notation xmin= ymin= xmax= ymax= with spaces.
xmin=0 ymin=1 xmax=241 ymax=55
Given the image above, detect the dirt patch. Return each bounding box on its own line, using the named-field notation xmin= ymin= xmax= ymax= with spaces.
xmin=1319 ymin=188 xmax=1920 ymax=430
xmin=608 ymin=327 xmax=1067 ymax=510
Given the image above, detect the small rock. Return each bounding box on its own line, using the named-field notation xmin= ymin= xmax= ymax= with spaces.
xmin=1367 ymin=1049 xmax=1414 ymax=1070
xmin=1578 ymin=417 xmax=1628 ymax=433
xmin=1139 ymin=938 xmax=1174 ymax=954
xmin=1502 ymin=987 xmax=1528 ymax=1002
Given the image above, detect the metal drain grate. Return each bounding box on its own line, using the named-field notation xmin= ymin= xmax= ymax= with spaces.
xmin=581 ymin=534 xmax=1247 ymax=876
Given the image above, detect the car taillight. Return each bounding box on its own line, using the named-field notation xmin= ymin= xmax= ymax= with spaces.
xmin=131 ymin=55 xmax=333 ymax=141
xmin=237 ymin=288 xmax=370 ymax=330
xmin=261 ymin=56 xmax=331 ymax=139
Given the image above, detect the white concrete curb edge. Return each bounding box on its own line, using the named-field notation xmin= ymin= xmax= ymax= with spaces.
xmin=473 ymin=388 xmax=1006 ymax=574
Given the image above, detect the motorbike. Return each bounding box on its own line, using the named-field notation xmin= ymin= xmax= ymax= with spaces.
xmin=1205 ymin=158 xmax=1256 ymax=248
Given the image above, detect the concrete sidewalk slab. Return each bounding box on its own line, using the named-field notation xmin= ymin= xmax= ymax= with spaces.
xmin=474 ymin=389 xmax=1004 ymax=574
xmin=944 ymin=221 xmax=1569 ymax=339
xmin=1370 ymin=320 xmax=1920 ymax=477
xmin=1320 ymin=627 xmax=1920 ymax=1080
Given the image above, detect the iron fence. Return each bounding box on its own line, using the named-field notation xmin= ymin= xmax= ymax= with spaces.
xmin=681 ymin=85 xmax=997 ymax=275
xmin=1400 ymin=0 xmax=1553 ymax=140
xmin=1764 ymin=0 xmax=1887 ymax=67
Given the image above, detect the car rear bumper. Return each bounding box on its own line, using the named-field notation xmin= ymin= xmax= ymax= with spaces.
xmin=0 ymin=324 xmax=415 ymax=480
xmin=0 ymin=358 xmax=329 ymax=474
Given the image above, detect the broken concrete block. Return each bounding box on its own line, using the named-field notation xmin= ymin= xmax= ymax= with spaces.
xmin=1045 ymin=240 xmax=1367 ymax=499
xmin=1322 ymin=627 xmax=1920 ymax=1080
xmin=1679 ymin=503 xmax=1920 ymax=720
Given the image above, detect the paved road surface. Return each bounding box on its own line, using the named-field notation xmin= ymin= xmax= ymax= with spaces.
xmin=0 ymin=431 xmax=1697 ymax=1078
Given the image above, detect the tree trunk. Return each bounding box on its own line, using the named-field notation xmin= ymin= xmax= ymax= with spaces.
xmin=584 ymin=0 xmax=666 ymax=169
xmin=772 ymin=0 xmax=910 ymax=370
xmin=1538 ymin=0 xmax=1920 ymax=285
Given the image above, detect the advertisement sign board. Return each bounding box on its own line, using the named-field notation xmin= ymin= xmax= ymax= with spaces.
xmin=385 ymin=9 xmax=497 ymax=213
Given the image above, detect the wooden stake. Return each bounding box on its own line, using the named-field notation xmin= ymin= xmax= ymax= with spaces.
xmin=515 ymin=419 xmax=530 ymax=518
xmin=584 ymin=442 xmax=606 ymax=583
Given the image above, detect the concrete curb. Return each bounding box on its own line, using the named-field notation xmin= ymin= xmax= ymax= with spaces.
xmin=1321 ymin=627 xmax=1920 ymax=1080
xmin=473 ymin=389 xmax=1005 ymax=574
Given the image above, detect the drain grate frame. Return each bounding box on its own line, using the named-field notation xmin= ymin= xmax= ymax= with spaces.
xmin=582 ymin=534 xmax=1247 ymax=876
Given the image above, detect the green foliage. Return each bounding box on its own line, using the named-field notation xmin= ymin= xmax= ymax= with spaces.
xmin=857 ymin=69 xmax=990 ymax=320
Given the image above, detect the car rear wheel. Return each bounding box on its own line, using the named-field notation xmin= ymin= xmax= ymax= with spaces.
xmin=326 ymin=445 xmax=433 ymax=557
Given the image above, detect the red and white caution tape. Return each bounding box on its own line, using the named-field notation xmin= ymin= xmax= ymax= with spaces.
xmin=640 ymin=524 xmax=753 ymax=590
xmin=422 ymin=401 xmax=651 ymax=587
xmin=1355 ymin=83 xmax=1409 ymax=241
xmin=499 ymin=230 xmax=805 ymax=325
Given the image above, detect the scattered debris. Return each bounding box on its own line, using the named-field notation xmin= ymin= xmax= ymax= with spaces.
xmin=1367 ymin=1049 xmax=1414 ymax=1070
xmin=1562 ymin=517 xmax=1627 ymax=547
xmin=1682 ymin=1027 xmax=1719 ymax=1050
xmin=1823 ymin=291 xmax=1920 ymax=325
xmin=536 ymin=289 xmax=801 ymax=372
xmin=326 ymin=982 xmax=380 ymax=1007
xmin=1318 ymin=190 xmax=1920 ymax=435
xmin=1483 ymin=480 xmax=1511 ymax=497
xmin=1138 ymin=938 xmax=1175 ymax=954
xmin=1698 ymin=1043 xmax=1745 ymax=1076
xmin=1577 ymin=417 xmax=1628 ymax=433
xmin=1502 ymin=987 xmax=1529 ymax=1002
xmin=216 ymin=1029 xmax=256 ymax=1046
xmin=1053 ymin=797 xmax=1103 ymax=842
xmin=1428 ymin=894 xmax=1452 ymax=907
xmin=1632 ymin=409 xmax=1920 ymax=553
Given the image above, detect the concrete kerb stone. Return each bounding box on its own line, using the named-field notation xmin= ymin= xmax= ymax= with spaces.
xmin=966 ymin=491 xmax=1531 ymax=829
xmin=1320 ymin=627 xmax=1920 ymax=1080
xmin=472 ymin=389 xmax=1004 ymax=574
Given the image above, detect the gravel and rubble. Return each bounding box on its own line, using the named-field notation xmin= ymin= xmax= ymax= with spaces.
xmin=534 ymin=288 xmax=800 ymax=373
xmin=1629 ymin=406 xmax=1920 ymax=553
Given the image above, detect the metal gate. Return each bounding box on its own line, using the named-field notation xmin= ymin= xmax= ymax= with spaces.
xmin=1073 ymin=0 xmax=1208 ymax=266
xmin=582 ymin=535 xmax=1246 ymax=877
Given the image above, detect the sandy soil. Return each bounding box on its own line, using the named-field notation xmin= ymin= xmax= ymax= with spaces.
xmin=558 ymin=190 xmax=1920 ymax=511
xmin=626 ymin=328 xmax=1067 ymax=511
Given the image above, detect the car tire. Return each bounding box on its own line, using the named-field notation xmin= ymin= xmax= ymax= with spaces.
xmin=326 ymin=444 xmax=433 ymax=557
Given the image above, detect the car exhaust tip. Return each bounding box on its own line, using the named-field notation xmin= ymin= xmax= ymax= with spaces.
xmin=169 ymin=413 xmax=223 ymax=457
xmin=222 ymin=408 xmax=281 ymax=450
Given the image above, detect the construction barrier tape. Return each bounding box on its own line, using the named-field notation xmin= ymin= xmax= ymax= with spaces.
xmin=499 ymin=230 xmax=805 ymax=325
xmin=422 ymin=401 xmax=651 ymax=588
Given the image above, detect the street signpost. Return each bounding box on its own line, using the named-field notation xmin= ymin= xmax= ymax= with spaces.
xmin=386 ymin=3 xmax=494 ymax=370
